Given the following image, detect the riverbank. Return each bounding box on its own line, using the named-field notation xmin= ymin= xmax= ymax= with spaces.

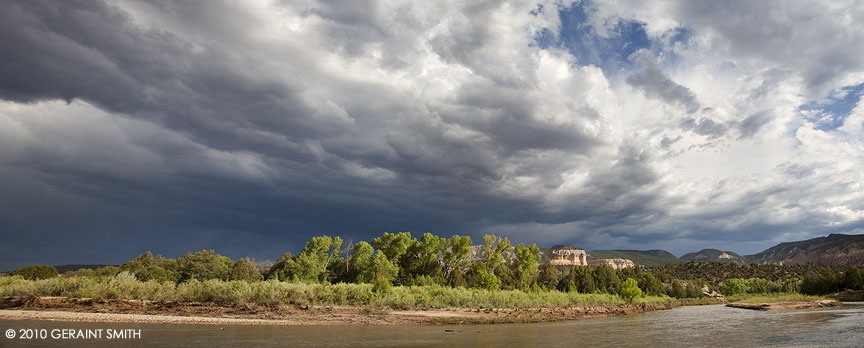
xmin=0 ymin=296 xmax=685 ymax=325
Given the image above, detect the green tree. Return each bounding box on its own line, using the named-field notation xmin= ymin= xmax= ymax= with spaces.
xmin=512 ymin=243 xmax=541 ymax=290
xmin=537 ymin=259 xmax=559 ymax=291
xmin=573 ymin=266 xmax=597 ymax=293
xmin=266 ymin=252 xmax=294 ymax=281
xmin=228 ymin=257 xmax=262 ymax=281
xmin=720 ymin=278 xmax=750 ymax=295
xmin=443 ymin=235 xmax=472 ymax=281
xmin=121 ymin=251 xmax=179 ymax=282
xmin=685 ymin=280 xmax=704 ymax=298
xmin=268 ymin=236 xmax=343 ymax=282
xmin=637 ymin=272 xmax=665 ymax=296
xmin=844 ymin=266 xmax=863 ymax=290
xmin=593 ymin=265 xmax=621 ymax=294
xmin=401 ymin=233 xmax=447 ymax=284
xmin=361 ymin=252 xmax=399 ymax=291
xmin=468 ymin=263 xmax=501 ymax=290
xmin=10 ymin=265 xmax=58 ymax=280
xmin=781 ymin=278 xmax=799 ymax=293
xmin=347 ymin=241 xmax=374 ymax=283
xmin=371 ymin=232 xmax=413 ymax=263
xmin=670 ymin=280 xmax=687 ymax=299
xmin=619 ymin=278 xmax=643 ymax=303
xmin=177 ymin=249 xmax=233 ymax=282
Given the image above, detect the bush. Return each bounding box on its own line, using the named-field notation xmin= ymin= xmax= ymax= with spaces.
xmin=10 ymin=265 xmax=58 ymax=280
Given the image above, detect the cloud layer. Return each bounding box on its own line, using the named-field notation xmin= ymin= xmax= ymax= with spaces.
xmin=1 ymin=0 xmax=863 ymax=269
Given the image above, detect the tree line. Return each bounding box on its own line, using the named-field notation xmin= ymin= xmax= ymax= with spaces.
xmin=7 ymin=232 xmax=864 ymax=297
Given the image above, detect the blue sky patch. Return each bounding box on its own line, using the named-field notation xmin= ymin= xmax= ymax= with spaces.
xmin=534 ymin=1 xmax=677 ymax=77
xmin=799 ymin=82 xmax=864 ymax=131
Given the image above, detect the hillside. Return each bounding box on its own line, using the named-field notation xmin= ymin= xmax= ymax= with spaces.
xmin=745 ymin=234 xmax=864 ymax=265
xmin=587 ymin=250 xmax=682 ymax=266
xmin=680 ymin=249 xmax=746 ymax=263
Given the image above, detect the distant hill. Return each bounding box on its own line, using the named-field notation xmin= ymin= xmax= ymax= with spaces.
xmin=680 ymin=249 xmax=746 ymax=263
xmin=588 ymin=250 xmax=682 ymax=266
xmin=54 ymin=264 xmax=113 ymax=274
xmin=745 ymin=233 xmax=864 ymax=265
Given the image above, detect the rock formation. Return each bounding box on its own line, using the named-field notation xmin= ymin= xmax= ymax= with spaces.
xmin=588 ymin=258 xmax=635 ymax=269
xmin=548 ymin=249 xmax=588 ymax=266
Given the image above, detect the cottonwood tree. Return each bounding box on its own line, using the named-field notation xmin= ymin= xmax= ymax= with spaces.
xmin=443 ymin=235 xmax=472 ymax=285
xmin=177 ymin=249 xmax=233 ymax=282
xmin=228 ymin=257 xmax=263 ymax=281
xmin=619 ymin=278 xmax=643 ymax=303
xmin=512 ymin=243 xmax=541 ymax=290
xmin=121 ymin=251 xmax=179 ymax=282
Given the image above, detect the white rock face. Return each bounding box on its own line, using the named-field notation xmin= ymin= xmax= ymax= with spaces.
xmin=588 ymin=258 xmax=636 ymax=269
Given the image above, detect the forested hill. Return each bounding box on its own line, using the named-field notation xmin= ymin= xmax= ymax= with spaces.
xmin=745 ymin=233 xmax=864 ymax=265
xmin=680 ymin=249 xmax=747 ymax=263
xmin=587 ymin=250 xmax=682 ymax=266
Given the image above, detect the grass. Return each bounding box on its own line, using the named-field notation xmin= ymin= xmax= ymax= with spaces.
xmin=0 ymin=275 xmax=677 ymax=310
xmin=725 ymin=293 xmax=829 ymax=304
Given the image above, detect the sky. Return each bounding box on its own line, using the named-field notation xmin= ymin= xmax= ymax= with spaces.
xmin=1 ymin=0 xmax=864 ymax=270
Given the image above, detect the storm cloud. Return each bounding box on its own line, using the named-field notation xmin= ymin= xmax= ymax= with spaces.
xmin=1 ymin=0 xmax=864 ymax=269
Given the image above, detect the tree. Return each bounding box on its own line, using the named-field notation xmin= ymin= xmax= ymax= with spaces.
xmin=686 ymin=280 xmax=704 ymax=298
xmin=571 ymin=266 xmax=597 ymax=293
xmin=637 ymin=272 xmax=665 ymax=296
xmin=513 ymin=243 xmax=541 ymax=290
xmin=844 ymin=266 xmax=863 ymax=290
xmin=780 ymin=278 xmax=799 ymax=293
xmin=10 ymin=265 xmax=58 ymax=280
xmin=121 ymin=251 xmax=179 ymax=282
xmin=670 ymin=280 xmax=687 ymax=299
xmin=347 ymin=241 xmax=374 ymax=283
xmin=720 ymin=278 xmax=750 ymax=295
xmin=593 ymin=265 xmax=620 ymax=294
xmin=401 ymin=233 xmax=447 ymax=284
xmin=371 ymin=232 xmax=413 ymax=263
xmin=266 ymin=252 xmax=294 ymax=281
xmin=177 ymin=249 xmax=233 ymax=282
xmin=537 ymin=259 xmax=559 ymax=291
xmin=361 ymin=252 xmax=399 ymax=291
xmin=267 ymin=236 xmax=343 ymax=282
xmin=619 ymin=278 xmax=643 ymax=303
xmin=468 ymin=263 xmax=501 ymax=290
xmin=443 ymin=235 xmax=472 ymax=281
xmin=228 ymin=257 xmax=263 ymax=281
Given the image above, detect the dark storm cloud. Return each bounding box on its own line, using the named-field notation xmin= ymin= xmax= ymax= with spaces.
xmin=0 ymin=0 xmax=668 ymax=269
xmin=2 ymin=0 xmax=864 ymax=269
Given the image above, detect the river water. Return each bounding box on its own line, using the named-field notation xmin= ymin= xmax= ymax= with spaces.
xmin=2 ymin=304 xmax=863 ymax=347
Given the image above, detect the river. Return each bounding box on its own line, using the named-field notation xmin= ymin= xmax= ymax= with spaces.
xmin=2 ymin=303 xmax=863 ymax=347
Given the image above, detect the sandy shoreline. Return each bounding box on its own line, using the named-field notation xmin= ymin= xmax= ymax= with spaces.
xmin=0 ymin=296 xmax=676 ymax=326
xmin=725 ymin=300 xmax=841 ymax=311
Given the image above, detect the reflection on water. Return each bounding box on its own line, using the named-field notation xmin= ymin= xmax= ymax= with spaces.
xmin=2 ymin=304 xmax=863 ymax=348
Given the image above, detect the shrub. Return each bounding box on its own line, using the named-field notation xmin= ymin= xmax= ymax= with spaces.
xmin=10 ymin=265 xmax=58 ymax=280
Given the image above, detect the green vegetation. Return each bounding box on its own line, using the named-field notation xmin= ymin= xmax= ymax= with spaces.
xmin=9 ymin=265 xmax=58 ymax=280
xmin=619 ymin=278 xmax=642 ymax=303
xmin=0 ymin=276 xmax=674 ymax=309
xmin=4 ymin=231 xmax=861 ymax=311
